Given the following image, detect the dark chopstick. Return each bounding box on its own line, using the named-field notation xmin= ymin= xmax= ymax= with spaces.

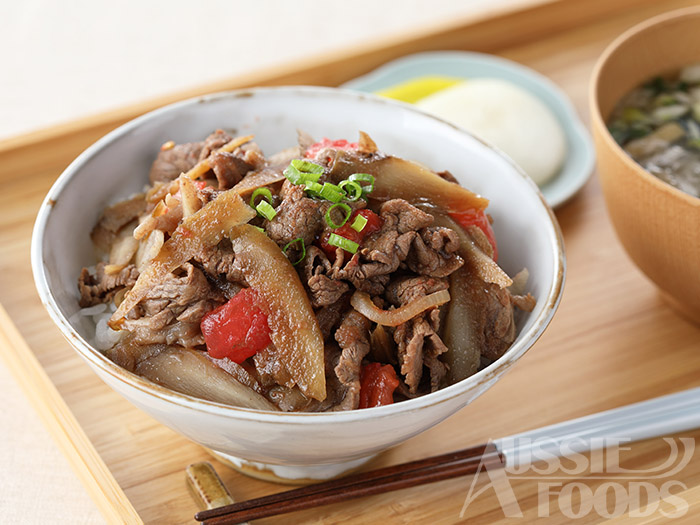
xmin=196 ymin=444 xmax=504 ymax=524
xmin=196 ymin=443 xmax=492 ymax=521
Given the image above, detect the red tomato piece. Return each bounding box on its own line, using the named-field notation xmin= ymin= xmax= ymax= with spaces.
xmin=319 ymin=209 xmax=383 ymax=261
xmin=201 ymin=288 xmax=271 ymax=363
xmin=359 ymin=362 xmax=399 ymax=409
xmin=449 ymin=209 xmax=498 ymax=261
xmin=305 ymin=138 xmax=359 ymax=159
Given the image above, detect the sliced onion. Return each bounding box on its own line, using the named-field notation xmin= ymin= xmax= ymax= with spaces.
xmin=443 ymin=267 xmax=481 ymax=384
xmin=110 ymin=190 xmax=255 ymax=328
xmin=328 ymin=150 xmax=488 ymax=212
xmin=350 ymin=289 xmax=450 ymax=327
xmin=228 ymin=224 xmax=326 ymax=401
xmin=134 ymin=228 xmax=165 ymax=272
xmin=231 ymin=168 xmax=286 ymax=197
xmin=509 ymin=268 xmax=530 ymax=296
xmin=109 ymin=220 xmax=139 ymax=266
xmin=179 ymin=176 xmax=202 ymax=217
xmin=357 ymin=131 xmax=378 ymax=154
xmin=134 ymin=346 xmax=277 ymax=411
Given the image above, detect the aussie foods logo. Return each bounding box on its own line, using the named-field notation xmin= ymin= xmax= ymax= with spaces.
xmin=461 ymin=437 xmax=695 ymax=519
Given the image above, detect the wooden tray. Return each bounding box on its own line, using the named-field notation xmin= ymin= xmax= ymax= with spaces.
xmin=3 ymin=0 xmax=700 ymax=522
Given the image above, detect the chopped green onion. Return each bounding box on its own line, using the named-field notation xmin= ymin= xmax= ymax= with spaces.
xmin=320 ymin=182 xmax=344 ymax=203
xmin=283 ymin=164 xmax=304 ymax=184
xmin=349 ymin=173 xmax=375 ymax=194
xmin=688 ymin=138 xmax=700 ymax=150
xmin=328 ymin=233 xmax=359 ymax=254
xmin=350 ymin=214 xmax=367 ymax=232
xmin=291 ymin=159 xmax=324 ymax=174
xmin=250 ymin=187 xmax=273 ymax=208
xmin=304 ymin=181 xmax=323 ymax=194
xmin=339 ymin=180 xmax=363 ymax=201
xmin=284 ymin=159 xmax=325 ymax=186
xmin=253 ymin=226 xmax=266 ymax=233
xmin=300 ymin=171 xmax=321 ymax=184
xmin=622 ymin=107 xmax=649 ymax=124
xmin=255 ymin=200 xmax=277 ymax=221
xmin=655 ymin=94 xmax=677 ymax=107
xmin=325 ymin=203 xmax=352 ymax=229
xmin=282 ymin=238 xmax=306 ymax=266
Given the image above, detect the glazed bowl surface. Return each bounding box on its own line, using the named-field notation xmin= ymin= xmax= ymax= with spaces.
xmin=32 ymin=86 xmax=564 ymax=481
xmin=590 ymin=7 xmax=700 ymax=323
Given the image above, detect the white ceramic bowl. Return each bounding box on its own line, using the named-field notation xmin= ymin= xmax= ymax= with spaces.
xmin=32 ymin=86 xmax=565 ymax=482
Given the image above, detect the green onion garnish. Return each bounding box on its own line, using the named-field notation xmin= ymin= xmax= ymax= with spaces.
xmin=327 ymin=233 xmax=359 ymax=254
xmin=282 ymin=238 xmax=306 ymax=266
xmin=339 ymin=180 xmax=362 ymax=201
xmin=283 ymin=164 xmax=303 ymax=184
xmin=255 ymin=200 xmax=277 ymax=221
xmin=291 ymin=159 xmax=324 ymax=174
xmin=325 ymin=203 xmax=352 ymax=229
xmin=284 ymin=159 xmax=325 ymax=186
xmin=350 ymin=214 xmax=367 ymax=232
xmin=304 ymin=181 xmax=323 ymax=195
xmin=320 ymin=182 xmax=344 ymax=203
xmin=349 ymin=173 xmax=375 ymax=194
xmin=250 ymin=187 xmax=273 ymax=208
xmin=300 ymin=171 xmax=321 ymax=184
xmin=253 ymin=226 xmax=266 ymax=233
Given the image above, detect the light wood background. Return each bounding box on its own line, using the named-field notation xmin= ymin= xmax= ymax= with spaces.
xmin=2 ymin=0 xmax=700 ymax=522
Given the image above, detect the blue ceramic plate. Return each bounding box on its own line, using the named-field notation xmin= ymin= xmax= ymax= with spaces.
xmin=342 ymin=51 xmax=595 ymax=208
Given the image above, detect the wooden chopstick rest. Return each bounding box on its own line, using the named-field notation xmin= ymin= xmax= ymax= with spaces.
xmin=186 ymin=462 xmax=243 ymax=516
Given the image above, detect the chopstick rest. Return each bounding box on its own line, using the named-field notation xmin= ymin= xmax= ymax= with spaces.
xmin=187 ymin=461 xmax=247 ymax=521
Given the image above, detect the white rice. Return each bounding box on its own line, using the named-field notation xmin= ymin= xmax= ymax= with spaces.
xmin=70 ymin=301 xmax=123 ymax=351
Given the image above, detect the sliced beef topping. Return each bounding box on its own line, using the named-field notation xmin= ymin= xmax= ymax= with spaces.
xmin=265 ymin=183 xmax=324 ymax=247
xmin=393 ymin=308 xmax=448 ymax=394
xmin=120 ymin=263 xmax=224 ymax=348
xmin=90 ymin=194 xmax=146 ymax=252
xmin=386 ymin=276 xmax=449 ymax=394
xmin=78 ymin=262 xmax=139 ymax=307
xmin=301 ymin=246 xmax=349 ymax=307
xmin=134 ymin=195 xmax=183 ymax=240
xmin=406 ymin=227 xmax=464 ymax=278
xmin=198 ymin=129 xmax=233 ymax=161
xmin=197 ymin=185 xmax=224 ymax=204
xmin=333 ymin=310 xmax=371 ymax=411
xmin=191 ymin=240 xmax=247 ymax=287
xmin=381 ymin=198 xmax=435 ymax=233
xmin=315 ymin=294 xmax=351 ymax=341
xmin=512 ymin=293 xmax=537 ymax=312
xmin=208 ymin=151 xmax=253 ymax=190
xmin=385 ymin=275 xmax=448 ymax=305
xmin=253 ymin=347 xmax=296 ymax=390
xmin=325 ymin=199 xmax=463 ymax=297
xmin=149 ymin=142 xmax=203 ymax=184
xmin=239 ymin=142 xmax=267 ymax=170
xmin=332 ymin=199 xmax=430 ymax=293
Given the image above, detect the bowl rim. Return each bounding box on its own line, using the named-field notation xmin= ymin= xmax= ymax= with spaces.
xmin=31 ymin=85 xmax=566 ymax=424
xmin=589 ymin=5 xmax=700 ymax=208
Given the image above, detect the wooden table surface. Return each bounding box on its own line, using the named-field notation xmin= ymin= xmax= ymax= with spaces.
xmin=1 ymin=0 xmax=700 ymax=523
